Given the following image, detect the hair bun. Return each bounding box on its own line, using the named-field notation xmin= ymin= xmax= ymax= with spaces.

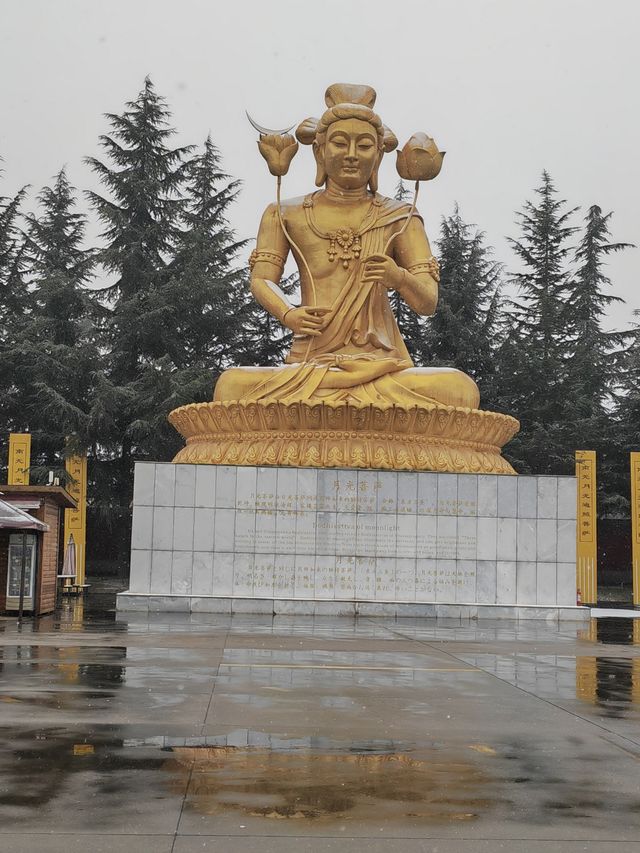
xmin=382 ymin=126 xmax=398 ymax=153
xmin=295 ymin=117 xmax=319 ymax=145
xmin=325 ymin=83 xmax=377 ymax=109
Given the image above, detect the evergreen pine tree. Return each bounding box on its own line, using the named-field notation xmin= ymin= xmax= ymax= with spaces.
xmin=17 ymin=169 xmax=99 ymax=477
xmin=423 ymin=205 xmax=502 ymax=406
xmin=565 ymin=205 xmax=633 ymax=417
xmin=0 ymin=175 xmax=28 ymax=328
xmin=617 ymin=316 xmax=640 ymax=452
xmin=0 ymin=172 xmax=29 ymax=451
xmin=602 ymin=315 xmax=640 ymax=517
xmin=498 ymin=172 xmax=578 ymax=472
xmin=85 ymin=77 xmax=192 ymax=558
xmin=561 ymin=206 xmax=634 ymax=512
xmin=165 ymin=135 xmax=249 ymax=404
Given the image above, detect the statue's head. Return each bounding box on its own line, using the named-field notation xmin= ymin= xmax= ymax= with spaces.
xmin=296 ymin=84 xmax=398 ymax=193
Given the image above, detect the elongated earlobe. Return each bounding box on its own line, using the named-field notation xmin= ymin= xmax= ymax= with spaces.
xmin=368 ymin=152 xmax=383 ymax=194
xmin=313 ymin=143 xmax=327 ymax=187
xmin=368 ymin=164 xmax=379 ymax=193
xmin=315 ymin=161 xmax=327 ymax=187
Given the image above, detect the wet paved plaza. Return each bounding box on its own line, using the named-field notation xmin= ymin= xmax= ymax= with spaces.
xmin=1 ymin=599 xmax=640 ymax=852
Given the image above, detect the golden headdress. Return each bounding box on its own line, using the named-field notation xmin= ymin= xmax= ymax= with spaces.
xmin=295 ymin=83 xmax=398 ymax=154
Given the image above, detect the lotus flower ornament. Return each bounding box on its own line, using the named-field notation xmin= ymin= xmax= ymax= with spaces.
xmin=396 ymin=133 xmax=445 ymax=182
xmin=257 ymin=133 xmax=299 ymax=177
xmin=383 ymin=133 xmax=446 ymax=255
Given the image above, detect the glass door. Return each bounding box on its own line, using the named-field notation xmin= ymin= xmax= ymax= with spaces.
xmin=6 ymin=533 xmax=37 ymax=611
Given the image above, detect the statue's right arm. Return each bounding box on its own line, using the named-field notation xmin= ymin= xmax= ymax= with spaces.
xmin=249 ymin=203 xmax=294 ymax=323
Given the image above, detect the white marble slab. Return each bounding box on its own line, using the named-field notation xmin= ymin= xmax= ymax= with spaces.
xmin=497 ymin=476 xmax=517 ymax=518
xmin=517 ymin=477 xmax=538 ymax=518
xmin=538 ymin=477 xmax=558 ymax=519
xmin=355 ymin=557 xmax=376 ymax=599
xmin=457 ymin=475 xmax=478 ymax=516
xmin=476 ymin=560 xmax=497 ymax=604
xmin=375 ymin=556 xmax=396 ymax=599
xmin=192 ymin=551 xmax=214 ymax=596
xmin=254 ymin=554 xmax=275 ymax=598
xmin=173 ymin=507 xmax=194 ymax=551
xmin=131 ymin=505 xmax=153 ymax=550
xmin=477 ymin=475 xmax=498 ymax=517
xmin=171 ymin=551 xmax=192 ymax=595
xmin=152 ymin=506 xmax=174 ymax=550
xmin=377 ymin=472 xmax=398 ymax=514
xmin=154 ymin=464 xmax=176 ymax=507
xmin=126 ymin=464 xmax=579 ymax=614
xmin=274 ymin=554 xmax=295 ymax=598
xmin=129 ymin=549 xmax=151 ymax=593
xmin=193 ymin=507 xmax=215 ymax=552
xmin=133 ymin=463 xmax=155 ymax=506
xmin=215 ymin=466 xmax=237 ymax=508
xmin=417 ymin=473 xmax=437 ymax=515
xmin=175 ymin=465 xmax=196 ymax=507
xmin=195 ymin=465 xmax=216 ymax=508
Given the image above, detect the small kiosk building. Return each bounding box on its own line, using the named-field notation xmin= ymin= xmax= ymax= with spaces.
xmin=0 ymin=485 xmax=77 ymax=615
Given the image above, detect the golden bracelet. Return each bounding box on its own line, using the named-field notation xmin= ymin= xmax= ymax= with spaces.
xmin=407 ymin=257 xmax=440 ymax=283
xmin=249 ymin=249 xmax=286 ymax=272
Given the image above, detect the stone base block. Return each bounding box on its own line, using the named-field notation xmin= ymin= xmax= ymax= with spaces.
xmin=116 ymin=592 xmax=589 ymax=622
xmin=119 ymin=463 xmax=580 ymax=618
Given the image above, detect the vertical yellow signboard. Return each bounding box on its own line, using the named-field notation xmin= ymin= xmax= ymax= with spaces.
xmin=8 ymin=433 xmax=31 ymax=484
xmin=64 ymin=455 xmax=87 ymax=586
xmin=576 ymin=450 xmax=597 ymax=605
xmin=631 ymin=452 xmax=640 ymax=607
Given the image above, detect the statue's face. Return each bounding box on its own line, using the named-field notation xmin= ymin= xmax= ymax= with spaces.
xmin=322 ymin=119 xmax=380 ymax=189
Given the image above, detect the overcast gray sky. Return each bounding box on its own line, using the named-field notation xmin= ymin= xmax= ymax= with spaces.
xmin=1 ymin=0 xmax=638 ymax=328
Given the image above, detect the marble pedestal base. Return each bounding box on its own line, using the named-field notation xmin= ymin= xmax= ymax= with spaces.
xmin=117 ymin=463 xmax=587 ymax=621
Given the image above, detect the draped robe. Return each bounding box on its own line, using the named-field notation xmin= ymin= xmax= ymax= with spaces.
xmin=227 ymin=195 xmax=466 ymax=408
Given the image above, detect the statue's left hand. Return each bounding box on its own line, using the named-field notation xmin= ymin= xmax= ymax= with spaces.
xmin=361 ymin=254 xmax=404 ymax=291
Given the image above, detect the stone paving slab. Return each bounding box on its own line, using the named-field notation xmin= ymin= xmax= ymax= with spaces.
xmin=1 ymin=605 xmax=639 ymax=851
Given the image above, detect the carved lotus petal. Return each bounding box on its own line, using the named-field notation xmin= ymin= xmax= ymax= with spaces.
xmin=257 ymin=133 xmax=299 ymax=177
xmin=396 ymin=133 xmax=445 ymax=182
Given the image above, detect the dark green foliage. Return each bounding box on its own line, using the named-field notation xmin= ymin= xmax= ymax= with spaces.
xmin=617 ymin=319 xmax=640 ymax=456
xmin=0 ymin=169 xmax=99 ymax=486
xmin=424 ymin=206 xmax=502 ymax=407
xmin=0 ymin=175 xmax=29 ymax=447
xmin=563 ymin=206 xmax=634 ymax=514
xmin=83 ymin=80 xmax=247 ymax=563
xmin=21 ymin=170 xmax=98 ymax=465
xmin=565 ymin=205 xmax=633 ymax=416
xmin=497 ymin=172 xmax=579 ymax=472
xmin=168 ymin=135 xmax=247 ymax=380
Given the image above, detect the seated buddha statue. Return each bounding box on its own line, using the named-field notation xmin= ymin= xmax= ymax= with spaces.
xmin=170 ymin=83 xmax=518 ymax=473
xmin=213 ymin=83 xmax=480 ymax=410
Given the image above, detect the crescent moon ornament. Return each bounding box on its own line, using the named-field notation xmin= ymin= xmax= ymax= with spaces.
xmin=246 ymin=111 xmax=295 ymax=137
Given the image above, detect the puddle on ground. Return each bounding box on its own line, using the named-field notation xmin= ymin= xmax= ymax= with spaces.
xmin=165 ymin=744 xmax=495 ymax=823
xmin=594 ymin=617 xmax=640 ymax=646
xmin=576 ymin=619 xmax=640 ymax=717
xmin=3 ymin=728 xmax=640 ymax=831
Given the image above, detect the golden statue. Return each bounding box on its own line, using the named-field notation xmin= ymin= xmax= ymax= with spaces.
xmin=170 ymin=84 xmax=519 ymax=473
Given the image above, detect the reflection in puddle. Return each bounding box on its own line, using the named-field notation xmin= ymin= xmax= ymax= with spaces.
xmin=165 ymin=745 xmax=495 ymax=823
xmin=576 ymin=619 xmax=640 ymax=717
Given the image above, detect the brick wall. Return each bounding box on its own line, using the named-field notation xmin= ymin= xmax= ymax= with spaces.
xmin=35 ymin=500 xmax=60 ymax=614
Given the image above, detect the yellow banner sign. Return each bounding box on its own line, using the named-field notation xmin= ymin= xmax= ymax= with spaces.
xmin=8 ymin=433 xmax=31 ymax=485
xmin=576 ymin=450 xmax=597 ymax=605
xmin=64 ymin=455 xmax=87 ymax=586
